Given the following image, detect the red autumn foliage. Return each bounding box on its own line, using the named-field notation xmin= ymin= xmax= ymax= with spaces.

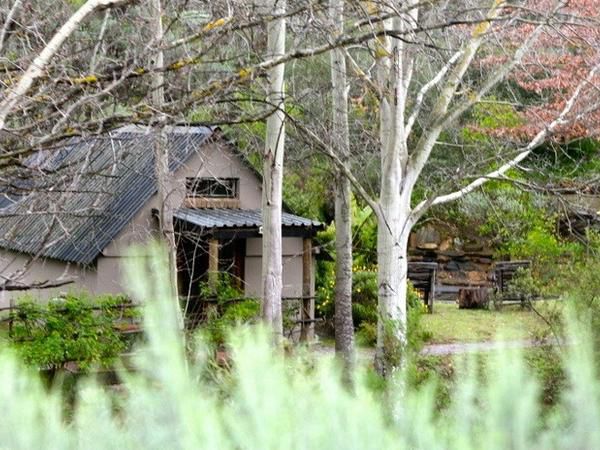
xmin=479 ymin=0 xmax=600 ymax=142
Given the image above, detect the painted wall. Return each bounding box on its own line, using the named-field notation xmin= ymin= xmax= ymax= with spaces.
xmin=103 ymin=137 xmax=262 ymax=257
xmin=0 ymin=249 xmax=97 ymax=308
xmin=244 ymin=237 xmax=315 ymax=299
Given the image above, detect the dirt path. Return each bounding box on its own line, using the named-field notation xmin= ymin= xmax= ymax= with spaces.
xmin=421 ymin=339 xmax=548 ymax=356
xmin=313 ymin=339 xmax=553 ymax=360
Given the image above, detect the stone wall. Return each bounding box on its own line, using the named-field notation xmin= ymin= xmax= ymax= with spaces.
xmin=408 ymin=225 xmax=494 ymax=300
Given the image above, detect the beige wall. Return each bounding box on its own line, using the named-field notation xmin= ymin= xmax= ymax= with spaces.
xmin=0 ymin=249 xmax=98 ymax=307
xmin=103 ymin=138 xmax=262 ymax=257
xmin=244 ymin=237 xmax=315 ymax=299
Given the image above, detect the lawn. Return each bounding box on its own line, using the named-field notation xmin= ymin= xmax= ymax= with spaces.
xmin=421 ymin=302 xmax=560 ymax=344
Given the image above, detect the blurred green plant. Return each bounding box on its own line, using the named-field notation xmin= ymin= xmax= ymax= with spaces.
xmin=1 ymin=244 xmax=600 ymax=449
xmin=566 ymin=256 xmax=600 ymax=362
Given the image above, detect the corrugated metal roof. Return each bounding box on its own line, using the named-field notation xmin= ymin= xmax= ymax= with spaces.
xmin=0 ymin=126 xmax=213 ymax=264
xmin=174 ymin=208 xmax=322 ymax=229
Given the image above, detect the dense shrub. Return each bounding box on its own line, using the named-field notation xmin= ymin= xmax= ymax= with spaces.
xmin=351 ymin=268 xmax=378 ymax=326
xmin=356 ymin=321 xmax=377 ymax=346
xmin=353 ymin=272 xmax=430 ymax=352
xmin=9 ymin=293 xmax=135 ymax=373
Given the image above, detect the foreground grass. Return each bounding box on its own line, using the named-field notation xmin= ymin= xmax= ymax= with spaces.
xmin=422 ymin=302 xmax=560 ymax=344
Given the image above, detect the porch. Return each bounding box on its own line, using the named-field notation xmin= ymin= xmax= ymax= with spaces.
xmin=173 ymin=208 xmax=322 ymax=340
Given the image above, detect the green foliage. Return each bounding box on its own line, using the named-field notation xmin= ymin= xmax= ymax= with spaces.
xmin=565 ymin=257 xmax=600 ymax=360
xmin=524 ymin=347 xmax=565 ymax=407
xmin=353 ymin=274 xmax=430 ymax=355
xmin=314 ymin=199 xmax=379 ymax=321
xmin=283 ymin=166 xmax=331 ymax=221
xmin=198 ymin=272 xmax=244 ymax=301
xmin=199 ymin=273 xmax=260 ymax=348
xmin=406 ymin=283 xmax=432 ymax=352
xmin=455 ymin=182 xmax=551 ymax=248
xmin=531 ymin=139 xmax=600 ymax=179
xmin=451 ymin=181 xmax=587 ymax=291
xmin=356 ymin=321 xmax=377 ymax=347
xmin=505 ymin=267 xmax=542 ymax=303
xmin=203 ymin=299 xmax=260 ymax=348
xmin=351 ymin=268 xmax=378 ymax=325
xmin=68 ymin=0 xmax=86 ymax=7
xmin=9 ymin=293 xmax=132 ymax=372
xmin=315 ymin=225 xmax=336 ymax=320
xmin=504 ymin=226 xmax=569 ymax=265
xmin=352 ymin=202 xmax=378 ymax=267
xmin=408 ymin=355 xmax=454 ymax=411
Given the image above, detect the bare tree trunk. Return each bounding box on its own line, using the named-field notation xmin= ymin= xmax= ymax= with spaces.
xmin=372 ymin=1 xmax=500 ymax=374
xmin=261 ymin=0 xmax=286 ymax=343
xmin=150 ymin=0 xmax=181 ymax=329
xmin=374 ymin=218 xmax=410 ymax=375
xmin=330 ymin=0 xmax=354 ymax=370
xmin=372 ymin=7 xmax=417 ymax=374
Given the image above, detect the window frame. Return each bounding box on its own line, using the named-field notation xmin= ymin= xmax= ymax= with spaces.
xmin=186 ymin=177 xmax=240 ymax=199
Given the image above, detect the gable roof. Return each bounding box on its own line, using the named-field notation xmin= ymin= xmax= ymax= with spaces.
xmin=0 ymin=126 xmax=214 ymax=264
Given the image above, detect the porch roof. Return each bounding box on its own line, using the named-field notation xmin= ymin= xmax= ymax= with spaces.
xmin=174 ymin=208 xmax=322 ymax=230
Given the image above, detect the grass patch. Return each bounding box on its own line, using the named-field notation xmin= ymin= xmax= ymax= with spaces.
xmin=422 ymin=302 xmax=559 ymax=344
xmin=412 ymin=344 xmax=565 ymax=410
xmin=0 ymin=321 xmax=9 ymax=344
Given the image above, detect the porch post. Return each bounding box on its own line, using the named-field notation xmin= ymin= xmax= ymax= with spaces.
xmin=208 ymin=238 xmax=219 ymax=291
xmin=300 ymin=237 xmax=314 ymax=341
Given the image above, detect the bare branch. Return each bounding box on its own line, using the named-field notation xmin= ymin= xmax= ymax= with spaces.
xmin=405 ymin=49 xmax=463 ymax=136
xmin=0 ymin=0 xmax=133 ymax=131
xmin=407 ymin=0 xmax=504 ymax=183
xmin=413 ymin=61 xmax=600 ymax=217
xmin=0 ymin=0 xmax=21 ymax=54
xmin=0 ymin=279 xmax=74 ymax=292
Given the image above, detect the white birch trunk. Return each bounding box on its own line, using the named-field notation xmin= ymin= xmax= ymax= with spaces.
xmin=373 ymin=8 xmax=417 ymax=374
xmin=261 ymin=0 xmax=286 ymax=343
xmin=372 ymin=1 xmax=508 ymax=373
xmin=374 ymin=212 xmax=410 ymax=375
xmin=330 ymin=0 xmax=354 ymax=369
xmin=150 ymin=0 xmax=181 ymax=329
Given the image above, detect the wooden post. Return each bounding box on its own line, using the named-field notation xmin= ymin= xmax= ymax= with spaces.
xmin=208 ymin=238 xmax=219 ymax=291
xmin=300 ymin=238 xmax=314 ymax=341
xmin=428 ymin=267 xmax=436 ymax=313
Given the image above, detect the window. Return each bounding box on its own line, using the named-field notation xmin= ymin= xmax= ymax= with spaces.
xmin=186 ymin=177 xmax=239 ymax=199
